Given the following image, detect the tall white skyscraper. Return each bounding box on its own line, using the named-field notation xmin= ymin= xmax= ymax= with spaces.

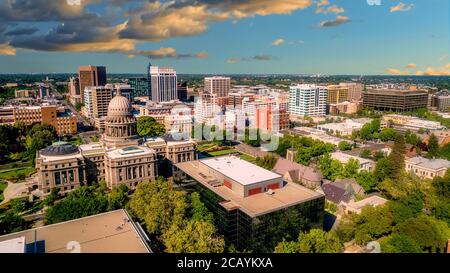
xmin=150 ymin=66 xmax=177 ymax=102
xmin=204 ymin=76 xmax=231 ymax=97
xmin=288 ymin=84 xmax=327 ymax=117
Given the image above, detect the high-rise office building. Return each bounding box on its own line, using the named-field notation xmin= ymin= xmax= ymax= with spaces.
xmin=177 ymin=81 xmax=188 ymax=102
xmin=204 ymin=76 xmax=231 ymax=98
xmin=68 ymin=77 xmax=81 ymax=105
xmin=327 ymin=85 xmax=350 ymax=104
xmin=362 ymin=89 xmax=428 ymax=112
xmin=78 ymin=66 xmax=107 ymax=101
xmin=149 ymin=66 xmax=177 ymax=103
xmin=128 ymin=77 xmax=149 ymax=98
xmin=289 ymin=84 xmax=327 ymax=117
xmin=339 ymin=82 xmax=364 ymax=101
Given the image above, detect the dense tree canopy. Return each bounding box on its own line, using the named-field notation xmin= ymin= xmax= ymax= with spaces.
xmin=137 ymin=116 xmax=166 ymax=138
xmin=274 ymin=229 xmax=342 ymax=253
xmin=255 ymin=154 xmax=278 ymax=170
xmin=45 ymin=183 xmax=129 ymax=224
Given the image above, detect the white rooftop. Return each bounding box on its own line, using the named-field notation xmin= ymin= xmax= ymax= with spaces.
xmin=200 ymin=156 xmax=281 ymax=186
xmin=0 ymin=237 xmax=25 ymax=253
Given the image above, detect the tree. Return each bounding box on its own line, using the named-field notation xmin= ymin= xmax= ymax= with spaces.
xmin=0 ymin=211 xmax=25 ymax=235
xmin=386 ymin=134 xmax=406 ymax=180
xmin=10 ymin=198 xmax=28 ymax=213
xmin=188 ymin=192 xmax=214 ymax=223
xmin=318 ymin=154 xmax=343 ymax=181
xmin=342 ymin=158 xmax=359 ymax=179
xmin=439 ymin=143 xmax=450 ymax=161
xmin=298 ymin=229 xmax=342 ymax=253
xmin=338 ymin=141 xmax=352 ymax=151
xmin=274 ymin=240 xmax=299 ymax=253
xmin=43 ymin=188 xmax=60 ymax=207
xmin=380 ymin=128 xmax=398 ymax=142
xmin=395 ymin=214 xmax=449 ymax=253
xmin=405 ymin=130 xmax=420 ymax=146
xmin=129 ymin=178 xmax=187 ymax=235
xmin=370 ymin=118 xmax=381 ymax=133
xmin=137 ymin=116 xmax=166 ymax=138
xmin=25 ymin=124 xmax=57 ymax=164
xmin=374 ymin=158 xmax=391 ymax=182
xmin=107 ymin=185 xmax=129 ymax=211
xmin=380 ymin=234 xmax=422 ymax=253
xmin=161 ymin=219 xmax=225 ymax=253
xmin=255 ymin=154 xmax=278 ymax=170
xmin=427 ymin=133 xmax=439 ymax=158
xmin=359 ymin=123 xmax=373 ymax=141
xmin=355 ymin=170 xmax=378 ymax=192
xmin=359 ymin=149 xmax=371 ymax=159
xmin=275 ymin=229 xmax=342 ymax=253
xmin=45 ymin=186 xmax=108 ymax=224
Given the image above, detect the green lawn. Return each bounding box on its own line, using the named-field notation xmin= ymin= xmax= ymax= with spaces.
xmin=208 ymin=149 xmax=238 ymax=157
xmin=239 ymin=153 xmax=256 ymax=163
xmin=0 ymin=181 xmax=7 ymax=203
xmin=0 ymin=167 xmax=36 ymax=182
xmin=0 ymin=161 xmax=32 ymax=171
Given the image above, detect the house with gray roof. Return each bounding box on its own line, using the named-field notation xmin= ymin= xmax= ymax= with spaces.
xmin=405 ymin=156 xmax=450 ymax=179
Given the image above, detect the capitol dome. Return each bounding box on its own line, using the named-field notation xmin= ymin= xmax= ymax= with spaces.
xmin=40 ymin=141 xmax=79 ymax=156
xmin=107 ymin=90 xmax=131 ymax=117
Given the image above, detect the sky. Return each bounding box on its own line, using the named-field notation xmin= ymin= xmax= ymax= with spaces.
xmin=0 ymin=0 xmax=448 ymax=75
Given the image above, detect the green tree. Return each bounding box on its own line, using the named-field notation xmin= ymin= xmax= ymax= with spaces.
xmin=427 ymin=133 xmax=439 ymax=158
xmin=129 ymin=178 xmax=187 ymax=235
xmin=374 ymin=157 xmax=391 ymax=182
xmin=136 ymin=116 xmax=166 ymax=138
xmin=107 ymin=185 xmax=129 ymax=211
xmin=274 ymin=229 xmax=342 ymax=253
xmin=338 ymin=141 xmax=352 ymax=151
xmin=341 ymin=158 xmax=359 ymax=179
xmin=188 ymin=192 xmax=214 ymax=223
xmin=380 ymin=234 xmax=422 ymax=253
xmin=45 ymin=186 xmax=109 ymax=224
xmin=395 ymin=214 xmax=449 ymax=253
xmin=386 ymin=134 xmax=406 ymax=180
xmin=0 ymin=211 xmax=25 ymax=235
xmin=359 ymin=149 xmax=371 ymax=158
xmin=298 ymin=229 xmax=342 ymax=253
xmin=359 ymin=123 xmax=373 ymax=141
xmin=318 ymin=154 xmax=343 ymax=181
xmin=355 ymin=170 xmax=378 ymax=192
xmin=161 ymin=220 xmax=225 ymax=253
xmin=25 ymin=124 xmax=57 ymax=164
xmin=405 ymin=130 xmax=420 ymax=146
xmin=380 ymin=128 xmax=398 ymax=142
xmin=274 ymin=240 xmax=299 ymax=253
xmin=439 ymin=142 xmax=450 ymax=161
xmin=255 ymin=154 xmax=278 ymax=170
xmin=10 ymin=198 xmax=28 ymax=213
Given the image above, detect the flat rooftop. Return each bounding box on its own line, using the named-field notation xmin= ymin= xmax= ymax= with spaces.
xmin=176 ymin=160 xmax=324 ymax=217
xmin=363 ymin=89 xmax=428 ymax=95
xmin=106 ymin=145 xmax=155 ymax=159
xmin=0 ymin=210 xmax=150 ymax=253
xmin=200 ymin=156 xmax=281 ymax=186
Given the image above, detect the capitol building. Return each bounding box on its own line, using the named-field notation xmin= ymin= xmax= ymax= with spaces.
xmin=33 ymin=90 xmax=196 ymax=196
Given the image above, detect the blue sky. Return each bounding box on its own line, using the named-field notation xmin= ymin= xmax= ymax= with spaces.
xmin=0 ymin=0 xmax=448 ymax=75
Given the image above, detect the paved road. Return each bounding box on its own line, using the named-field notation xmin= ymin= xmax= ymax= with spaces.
xmin=0 ymin=181 xmax=28 ymax=205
